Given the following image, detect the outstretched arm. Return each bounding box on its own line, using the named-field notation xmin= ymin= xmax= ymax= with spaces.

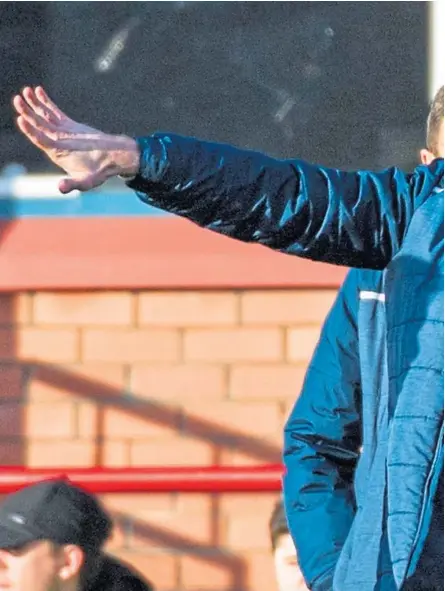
xmin=14 ymin=86 xmax=442 ymax=269
xmin=127 ymin=134 xmax=419 ymax=269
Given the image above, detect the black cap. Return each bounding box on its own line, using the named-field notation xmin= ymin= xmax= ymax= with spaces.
xmin=0 ymin=478 xmax=112 ymax=552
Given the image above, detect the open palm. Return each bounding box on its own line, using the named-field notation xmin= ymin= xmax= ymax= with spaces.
xmin=13 ymin=87 xmax=138 ymax=193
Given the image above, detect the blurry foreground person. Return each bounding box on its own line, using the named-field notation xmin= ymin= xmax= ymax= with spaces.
xmin=0 ymin=479 xmax=155 ymax=591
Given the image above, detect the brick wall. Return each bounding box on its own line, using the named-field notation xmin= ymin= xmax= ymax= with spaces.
xmin=0 ymin=287 xmax=337 ymax=590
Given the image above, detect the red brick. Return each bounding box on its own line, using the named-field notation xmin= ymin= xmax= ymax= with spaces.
xmin=220 ymin=449 xmax=281 ymax=466
xmin=218 ymin=494 xmax=279 ymax=521
xmin=33 ymin=292 xmax=134 ymax=326
xmin=0 ymin=364 xmax=24 ymax=400
xmin=104 ymin=407 xmax=179 ymax=439
xmin=241 ymin=289 xmax=336 ymax=324
xmin=0 ymin=296 xmax=14 ymax=325
xmin=18 ymin=328 xmax=79 ymax=362
xmin=246 ymin=550 xmax=277 ymax=591
xmin=130 ymin=509 xmax=213 ymax=549
xmin=0 ymin=294 xmax=31 ymax=325
xmin=130 ymin=364 xmax=227 ymax=401
xmin=27 ymin=380 xmax=73 ymax=404
xmin=226 ymin=513 xmax=271 ymax=550
xmin=175 ymin=495 xmax=226 ymax=543
xmin=0 ymin=403 xmax=22 ymax=437
xmin=130 ymin=438 xmax=214 ymax=467
xmin=138 ymin=292 xmax=238 ymax=326
xmin=229 ymin=364 xmax=306 ymax=400
xmin=25 ymin=402 xmax=76 ymax=438
xmin=27 ymin=363 xmax=127 ymax=403
xmin=110 ymin=550 xmax=178 ymax=590
xmin=81 ymin=329 xmax=180 ymax=363
xmin=76 ymin=402 xmax=100 ymax=438
xmin=27 ymin=440 xmax=95 ymax=467
xmin=18 ymin=295 xmax=32 ymax=325
xmin=175 ymin=494 xmax=216 ymax=517
xmin=0 ymin=441 xmax=24 ymax=464
xmin=62 ymin=363 xmax=127 ymax=387
xmin=184 ymin=328 xmax=283 ymax=362
xmin=180 ymin=554 xmax=234 ymax=590
xmin=283 ymin=398 xmax=299 ymax=423
xmin=102 ymin=440 xmax=131 ymax=467
xmin=101 ymin=493 xmax=175 ymax=519
xmin=183 ymin=400 xmax=283 ymax=439
xmin=286 ymin=327 xmax=321 ymax=362
xmin=0 ymin=328 xmax=17 ymax=360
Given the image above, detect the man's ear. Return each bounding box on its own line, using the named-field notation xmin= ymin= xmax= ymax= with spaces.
xmin=420 ymin=148 xmax=436 ymax=165
xmin=57 ymin=545 xmax=85 ymax=582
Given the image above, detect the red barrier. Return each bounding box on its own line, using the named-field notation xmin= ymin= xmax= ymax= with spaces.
xmin=0 ymin=465 xmax=284 ymax=494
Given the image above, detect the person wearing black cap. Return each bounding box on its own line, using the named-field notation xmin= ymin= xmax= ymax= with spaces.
xmin=0 ymin=478 xmax=155 ymax=591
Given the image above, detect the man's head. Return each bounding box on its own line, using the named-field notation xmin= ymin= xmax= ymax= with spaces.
xmin=420 ymin=85 xmax=444 ymax=164
xmin=269 ymin=499 xmax=308 ymax=591
xmin=0 ymin=479 xmax=112 ymax=591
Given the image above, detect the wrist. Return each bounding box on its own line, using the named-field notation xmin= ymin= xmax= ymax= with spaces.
xmin=111 ymin=135 xmax=140 ymax=178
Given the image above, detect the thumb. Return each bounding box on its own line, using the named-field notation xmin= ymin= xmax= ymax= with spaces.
xmin=58 ymin=172 xmax=106 ymax=194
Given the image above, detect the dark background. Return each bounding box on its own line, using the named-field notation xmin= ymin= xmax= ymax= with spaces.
xmin=0 ymin=2 xmax=429 ymax=173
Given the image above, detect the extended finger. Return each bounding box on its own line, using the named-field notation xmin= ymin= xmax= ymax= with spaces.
xmin=22 ymin=87 xmax=60 ymax=126
xmin=16 ymin=116 xmax=56 ymax=150
xmin=12 ymin=95 xmax=28 ymax=116
xmin=59 ymin=171 xmax=105 ymax=194
xmin=14 ymin=95 xmax=58 ymax=135
xmin=35 ymin=86 xmax=68 ymax=122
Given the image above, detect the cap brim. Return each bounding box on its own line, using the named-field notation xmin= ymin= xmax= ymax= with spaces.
xmin=0 ymin=521 xmax=40 ymax=550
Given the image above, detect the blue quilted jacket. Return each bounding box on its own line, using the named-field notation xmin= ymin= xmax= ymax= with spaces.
xmin=284 ymin=267 xmax=443 ymax=591
xmin=126 ymin=134 xmax=443 ymax=590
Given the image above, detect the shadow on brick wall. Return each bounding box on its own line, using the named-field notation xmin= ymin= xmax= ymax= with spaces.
xmin=31 ymin=362 xmax=281 ymax=463
xmin=114 ymin=511 xmax=248 ymax=590
xmin=0 ymin=211 xmax=26 ymax=465
xmin=18 ymin=360 xmax=280 ymax=589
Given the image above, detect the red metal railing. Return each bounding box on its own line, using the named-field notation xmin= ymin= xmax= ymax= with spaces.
xmin=0 ymin=465 xmax=284 ymax=494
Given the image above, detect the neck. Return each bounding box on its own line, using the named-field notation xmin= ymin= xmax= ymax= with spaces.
xmin=60 ymin=579 xmax=80 ymax=591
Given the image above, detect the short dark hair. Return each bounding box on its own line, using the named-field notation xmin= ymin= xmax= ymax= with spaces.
xmin=269 ymin=499 xmax=289 ymax=550
xmin=426 ymin=85 xmax=444 ymax=153
xmin=79 ymin=549 xmax=104 ymax=589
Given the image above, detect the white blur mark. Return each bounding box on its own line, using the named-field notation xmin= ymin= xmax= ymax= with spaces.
xmin=274 ymin=97 xmax=296 ymax=123
xmin=324 ymin=27 xmax=334 ymax=37
xmin=94 ymin=17 xmax=140 ymax=74
xmin=0 ymin=175 xmax=79 ymax=199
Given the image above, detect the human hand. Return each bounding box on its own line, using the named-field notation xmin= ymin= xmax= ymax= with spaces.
xmin=13 ymin=86 xmax=139 ymax=193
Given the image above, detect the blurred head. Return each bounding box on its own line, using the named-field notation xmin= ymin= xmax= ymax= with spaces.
xmin=0 ymin=541 xmax=84 ymax=591
xmin=0 ymin=479 xmax=112 ymax=591
xmin=420 ymin=85 xmax=444 ymax=164
xmin=269 ymin=500 xmax=309 ymax=591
